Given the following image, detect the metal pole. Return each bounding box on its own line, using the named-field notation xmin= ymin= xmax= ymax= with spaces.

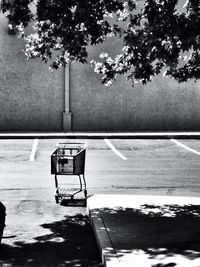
xmin=63 ymin=61 xmax=72 ymax=131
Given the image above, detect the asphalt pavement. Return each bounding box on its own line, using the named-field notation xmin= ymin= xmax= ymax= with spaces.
xmin=0 ymin=136 xmax=200 ymax=266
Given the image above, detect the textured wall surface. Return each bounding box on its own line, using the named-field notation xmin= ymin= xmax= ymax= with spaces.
xmin=70 ymin=37 xmax=125 ymax=131
xmin=0 ymin=14 xmax=64 ymax=131
xmin=1 ymin=11 xmax=200 ymax=132
xmin=70 ymin=35 xmax=200 ymax=131
xmin=125 ymin=76 xmax=200 ymax=131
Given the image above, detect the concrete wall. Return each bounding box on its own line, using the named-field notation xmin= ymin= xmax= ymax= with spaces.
xmin=1 ymin=11 xmax=200 ymax=132
xmin=70 ymin=36 xmax=200 ymax=131
xmin=0 ymin=14 xmax=64 ymax=131
xmin=70 ymin=37 xmax=125 ymax=131
xmin=125 ymin=76 xmax=200 ymax=131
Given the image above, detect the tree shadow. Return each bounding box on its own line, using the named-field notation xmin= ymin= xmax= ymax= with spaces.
xmin=96 ymin=204 xmax=200 ymax=266
xmin=0 ymin=214 xmax=102 ymax=266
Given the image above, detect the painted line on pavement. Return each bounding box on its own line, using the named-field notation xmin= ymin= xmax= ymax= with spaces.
xmin=171 ymin=139 xmax=200 ymax=156
xmin=30 ymin=139 xmax=39 ymax=161
xmin=104 ymin=139 xmax=127 ymax=160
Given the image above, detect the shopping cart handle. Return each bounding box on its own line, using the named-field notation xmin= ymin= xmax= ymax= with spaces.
xmin=58 ymin=159 xmax=69 ymax=164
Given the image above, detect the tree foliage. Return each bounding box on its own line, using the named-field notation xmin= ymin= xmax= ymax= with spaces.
xmin=1 ymin=0 xmax=200 ymax=85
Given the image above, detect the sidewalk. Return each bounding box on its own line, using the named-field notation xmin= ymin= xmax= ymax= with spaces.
xmin=88 ymin=194 xmax=200 ymax=267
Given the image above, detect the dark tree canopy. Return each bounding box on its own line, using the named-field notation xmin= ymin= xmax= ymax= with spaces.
xmin=1 ymin=0 xmax=200 ymax=85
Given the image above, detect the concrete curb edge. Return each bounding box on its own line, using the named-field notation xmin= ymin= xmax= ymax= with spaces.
xmin=1 ymin=132 xmax=200 ymax=139
xmin=89 ymin=209 xmax=119 ymax=267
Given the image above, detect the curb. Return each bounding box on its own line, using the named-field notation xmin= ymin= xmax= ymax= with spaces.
xmin=1 ymin=131 xmax=200 ymax=139
xmin=89 ymin=209 xmax=119 ymax=267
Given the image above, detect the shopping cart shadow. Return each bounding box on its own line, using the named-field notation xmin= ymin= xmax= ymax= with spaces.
xmin=60 ymin=198 xmax=87 ymax=207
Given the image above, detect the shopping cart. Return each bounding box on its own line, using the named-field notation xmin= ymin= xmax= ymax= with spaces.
xmin=51 ymin=143 xmax=87 ymax=206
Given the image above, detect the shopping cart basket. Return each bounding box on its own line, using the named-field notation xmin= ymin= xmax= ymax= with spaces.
xmin=51 ymin=143 xmax=87 ymax=206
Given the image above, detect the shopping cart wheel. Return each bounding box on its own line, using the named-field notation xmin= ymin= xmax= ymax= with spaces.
xmin=55 ymin=196 xmax=59 ymax=204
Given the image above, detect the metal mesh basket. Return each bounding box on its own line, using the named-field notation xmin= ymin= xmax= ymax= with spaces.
xmin=51 ymin=143 xmax=86 ymax=175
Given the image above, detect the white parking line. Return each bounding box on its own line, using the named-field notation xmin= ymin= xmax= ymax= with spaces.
xmin=171 ymin=139 xmax=200 ymax=156
xmin=104 ymin=139 xmax=127 ymax=160
xmin=30 ymin=139 xmax=39 ymax=161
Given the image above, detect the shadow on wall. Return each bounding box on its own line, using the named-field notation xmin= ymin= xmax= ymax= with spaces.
xmin=0 ymin=214 xmax=101 ymax=267
xmin=97 ymin=205 xmax=200 ymax=266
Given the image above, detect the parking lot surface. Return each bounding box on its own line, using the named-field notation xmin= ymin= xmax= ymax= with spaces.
xmin=0 ymin=138 xmax=200 ymax=266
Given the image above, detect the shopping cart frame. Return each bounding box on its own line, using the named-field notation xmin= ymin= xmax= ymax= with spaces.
xmin=51 ymin=143 xmax=87 ymax=205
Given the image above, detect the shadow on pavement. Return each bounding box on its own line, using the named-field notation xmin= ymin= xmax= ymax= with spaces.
xmin=0 ymin=214 xmax=101 ymax=267
xmin=60 ymin=199 xmax=87 ymax=207
xmin=99 ymin=204 xmax=200 ymax=266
